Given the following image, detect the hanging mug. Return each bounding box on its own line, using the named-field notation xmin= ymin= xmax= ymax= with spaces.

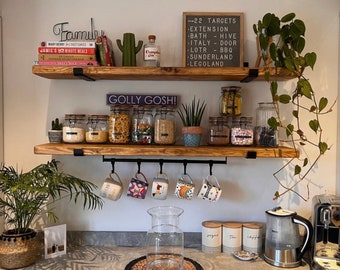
xmin=151 ymin=173 xmax=169 ymax=200
xmin=175 ymin=173 xmax=195 ymax=200
xmin=100 ymin=172 xmax=123 ymax=201
xmin=197 ymin=174 xmax=222 ymax=202
xmin=127 ymin=172 xmax=149 ymax=199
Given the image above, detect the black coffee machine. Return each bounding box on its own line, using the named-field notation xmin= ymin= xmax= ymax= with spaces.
xmin=312 ymin=195 xmax=340 ymax=269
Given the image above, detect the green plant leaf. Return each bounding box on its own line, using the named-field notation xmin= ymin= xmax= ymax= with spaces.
xmin=293 ymin=19 xmax=306 ymax=35
xmin=292 ymin=110 xmax=298 ymax=118
xmin=305 ymin=52 xmax=317 ymax=69
xmin=268 ymin=116 xmax=279 ymax=130
xmin=281 ymin=13 xmax=295 ymax=22
xmin=309 ymin=119 xmax=319 ymax=133
xmin=294 ymin=165 xmax=301 ymax=175
xmin=298 ymin=78 xmax=312 ymax=99
xmin=279 ymin=94 xmax=291 ymax=104
xmin=319 ymin=97 xmax=328 ymax=112
xmin=303 ymin=158 xmax=308 ymax=167
xmin=319 ymin=142 xmax=328 ymax=154
xmin=270 ymin=81 xmax=278 ymax=97
xmin=286 ymin=124 xmax=294 ymax=137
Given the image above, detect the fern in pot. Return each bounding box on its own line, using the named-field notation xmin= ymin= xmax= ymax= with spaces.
xmin=0 ymin=159 xmax=103 ymax=269
xmin=177 ymin=97 xmax=207 ymax=147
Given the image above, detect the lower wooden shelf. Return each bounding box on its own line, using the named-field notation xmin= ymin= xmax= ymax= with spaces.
xmin=34 ymin=143 xmax=299 ymax=158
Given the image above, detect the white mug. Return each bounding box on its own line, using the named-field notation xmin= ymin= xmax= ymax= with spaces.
xmin=151 ymin=173 xmax=169 ymax=200
xmin=197 ymin=175 xmax=222 ymax=202
xmin=100 ymin=172 xmax=123 ymax=201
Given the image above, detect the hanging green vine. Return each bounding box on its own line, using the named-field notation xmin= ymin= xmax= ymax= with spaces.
xmin=253 ymin=12 xmax=335 ymax=201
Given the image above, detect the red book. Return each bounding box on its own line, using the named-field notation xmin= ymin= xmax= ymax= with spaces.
xmin=38 ymin=53 xmax=96 ymax=61
xmin=101 ymin=35 xmax=115 ymax=66
xmin=38 ymin=47 xmax=96 ymax=54
xmin=37 ymin=60 xmax=99 ymax=66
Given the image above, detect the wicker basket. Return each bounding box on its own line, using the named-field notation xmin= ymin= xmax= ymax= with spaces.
xmin=0 ymin=229 xmax=40 ymax=269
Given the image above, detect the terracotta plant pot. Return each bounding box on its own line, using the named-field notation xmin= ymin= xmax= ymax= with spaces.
xmin=182 ymin=126 xmax=203 ymax=147
xmin=0 ymin=229 xmax=41 ymax=269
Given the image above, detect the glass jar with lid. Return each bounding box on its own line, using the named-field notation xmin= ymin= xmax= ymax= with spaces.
xmin=131 ymin=107 xmax=154 ymax=144
xmin=63 ymin=114 xmax=86 ymax=143
xmin=208 ymin=116 xmax=230 ymax=145
xmin=154 ymin=107 xmax=176 ymax=145
xmin=108 ymin=105 xmax=131 ymax=144
xmin=220 ymin=86 xmax=242 ymax=116
xmin=254 ymin=102 xmax=278 ymax=147
xmin=230 ymin=116 xmax=254 ymax=146
xmin=85 ymin=114 xmax=109 ymax=143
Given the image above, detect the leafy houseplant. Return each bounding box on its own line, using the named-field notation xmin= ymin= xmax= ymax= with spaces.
xmin=253 ymin=13 xmax=335 ymax=201
xmin=48 ymin=118 xmax=63 ymax=143
xmin=177 ymin=96 xmax=207 ymax=147
xmin=0 ymin=159 xmax=103 ymax=269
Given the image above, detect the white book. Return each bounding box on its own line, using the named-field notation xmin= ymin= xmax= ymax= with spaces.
xmin=41 ymin=41 xmax=96 ymax=48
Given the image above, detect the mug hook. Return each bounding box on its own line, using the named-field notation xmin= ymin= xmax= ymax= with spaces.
xmin=137 ymin=160 xmax=141 ymax=174
xmin=209 ymin=160 xmax=214 ymax=176
xmin=159 ymin=159 xmax=164 ymax=174
xmin=183 ymin=160 xmax=188 ymax=175
xmin=110 ymin=160 xmax=116 ymax=174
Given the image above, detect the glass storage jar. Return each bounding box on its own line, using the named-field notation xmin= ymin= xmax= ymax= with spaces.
xmin=85 ymin=114 xmax=109 ymax=143
xmin=208 ymin=116 xmax=230 ymax=145
xmin=154 ymin=107 xmax=176 ymax=145
xmin=230 ymin=116 xmax=254 ymax=146
xmin=254 ymin=102 xmax=278 ymax=147
xmin=220 ymin=86 xmax=242 ymax=116
xmin=131 ymin=107 xmax=154 ymax=144
xmin=108 ymin=105 xmax=131 ymax=144
xmin=146 ymin=206 xmax=184 ymax=270
xmin=63 ymin=114 xmax=86 ymax=143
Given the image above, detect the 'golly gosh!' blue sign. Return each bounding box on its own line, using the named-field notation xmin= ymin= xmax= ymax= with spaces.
xmin=106 ymin=94 xmax=179 ymax=106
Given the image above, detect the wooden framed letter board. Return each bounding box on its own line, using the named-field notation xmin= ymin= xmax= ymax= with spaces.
xmin=182 ymin=12 xmax=244 ymax=67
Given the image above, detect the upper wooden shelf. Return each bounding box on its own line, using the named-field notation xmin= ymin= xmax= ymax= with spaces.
xmin=34 ymin=143 xmax=299 ymax=158
xmin=32 ymin=66 xmax=295 ymax=82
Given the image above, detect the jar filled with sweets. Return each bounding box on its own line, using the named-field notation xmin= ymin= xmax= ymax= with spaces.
xmin=85 ymin=114 xmax=109 ymax=143
xmin=220 ymin=86 xmax=242 ymax=116
xmin=208 ymin=116 xmax=230 ymax=145
xmin=230 ymin=116 xmax=254 ymax=146
xmin=254 ymin=102 xmax=278 ymax=147
xmin=109 ymin=105 xmax=131 ymax=144
xmin=154 ymin=107 xmax=176 ymax=145
xmin=63 ymin=114 xmax=86 ymax=143
xmin=131 ymin=107 xmax=154 ymax=144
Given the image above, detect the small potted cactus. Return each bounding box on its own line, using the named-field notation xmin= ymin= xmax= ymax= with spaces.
xmin=48 ymin=118 xmax=63 ymax=143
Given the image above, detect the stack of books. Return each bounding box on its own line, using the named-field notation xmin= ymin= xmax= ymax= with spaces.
xmin=37 ymin=41 xmax=99 ymax=66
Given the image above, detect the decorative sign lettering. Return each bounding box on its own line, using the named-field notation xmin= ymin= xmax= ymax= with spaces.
xmin=53 ymin=18 xmax=104 ymax=42
xmin=106 ymin=94 xmax=179 ymax=107
xmin=182 ymin=12 xmax=244 ymax=67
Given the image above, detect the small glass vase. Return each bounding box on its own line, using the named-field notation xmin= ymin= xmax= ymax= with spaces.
xmin=146 ymin=206 xmax=184 ymax=270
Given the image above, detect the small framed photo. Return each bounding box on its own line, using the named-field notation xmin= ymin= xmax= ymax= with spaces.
xmin=182 ymin=12 xmax=244 ymax=67
xmin=44 ymin=224 xmax=67 ymax=259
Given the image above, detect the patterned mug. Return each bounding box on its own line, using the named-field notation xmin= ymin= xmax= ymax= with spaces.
xmin=175 ymin=173 xmax=195 ymax=200
xmin=151 ymin=173 xmax=169 ymax=200
xmin=197 ymin=174 xmax=222 ymax=202
xmin=100 ymin=172 xmax=123 ymax=201
xmin=127 ymin=172 xmax=149 ymax=199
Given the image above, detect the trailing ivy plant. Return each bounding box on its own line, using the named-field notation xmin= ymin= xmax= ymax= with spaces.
xmin=253 ymin=13 xmax=335 ymax=201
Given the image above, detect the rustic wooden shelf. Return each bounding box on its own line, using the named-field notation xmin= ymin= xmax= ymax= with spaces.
xmin=34 ymin=143 xmax=299 ymax=158
xmin=32 ymin=66 xmax=295 ymax=82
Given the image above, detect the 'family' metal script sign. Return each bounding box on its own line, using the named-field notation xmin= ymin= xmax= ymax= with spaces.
xmin=106 ymin=94 xmax=179 ymax=107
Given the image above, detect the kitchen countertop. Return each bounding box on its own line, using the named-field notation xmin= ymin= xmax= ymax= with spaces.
xmin=21 ymin=246 xmax=311 ymax=270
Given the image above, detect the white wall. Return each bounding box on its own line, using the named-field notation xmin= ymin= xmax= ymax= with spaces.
xmin=0 ymin=0 xmax=339 ymax=232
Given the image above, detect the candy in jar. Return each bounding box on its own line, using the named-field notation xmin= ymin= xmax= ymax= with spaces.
xmin=230 ymin=117 xmax=254 ymax=146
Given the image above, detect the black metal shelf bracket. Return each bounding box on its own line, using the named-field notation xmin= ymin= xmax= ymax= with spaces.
xmin=240 ymin=68 xmax=259 ymax=83
xmin=73 ymin=68 xmax=96 ymax=81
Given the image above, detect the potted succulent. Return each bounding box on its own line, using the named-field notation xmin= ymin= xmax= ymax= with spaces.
xmin=0 ymin=159 xmax=103 ymax=269
xmin=253 ymin=13 xmax=335 ymax=200
xmin=48 ymin=118 xmax=63 ymax=143
xmin=177 ymin=96 xmax=206 ymax=147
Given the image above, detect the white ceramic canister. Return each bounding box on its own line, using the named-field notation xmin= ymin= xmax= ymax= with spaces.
xmin=222 ymin=222 xmax=242 ymax=254
xmin=242 ymin=223 xmax=263 ymax=254
xmin=202 ymin=221 xmax=222 ymax=253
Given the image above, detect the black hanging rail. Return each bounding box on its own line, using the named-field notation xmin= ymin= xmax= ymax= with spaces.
xmin=102 ymin=156 xmax=227 ymax=166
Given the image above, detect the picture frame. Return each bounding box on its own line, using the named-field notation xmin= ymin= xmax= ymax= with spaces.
xmin=182 ymin=12 xmax=244 ymax=67
xmin=44 ymin=224 xmax=67 ymax=259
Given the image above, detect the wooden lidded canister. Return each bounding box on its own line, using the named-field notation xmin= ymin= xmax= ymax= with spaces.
xmin=222 ymin=222 xmax=242 ymax=254
xmin=202 ymin=221 xmax=222 ymax=253
xmin=242 ymin=222 xmax=263 ymax=254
